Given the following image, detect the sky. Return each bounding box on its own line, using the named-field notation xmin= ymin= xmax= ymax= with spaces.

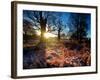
xmin=23 ymin=10 xmax=91 ymax=38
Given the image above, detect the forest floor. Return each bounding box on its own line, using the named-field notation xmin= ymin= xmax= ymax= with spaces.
xmin=23 ymin=38 xmax=91 ymax=69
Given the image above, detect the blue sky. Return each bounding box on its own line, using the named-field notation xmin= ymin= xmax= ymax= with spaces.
xmin=23 ymin=10 xmax=91 ymax=38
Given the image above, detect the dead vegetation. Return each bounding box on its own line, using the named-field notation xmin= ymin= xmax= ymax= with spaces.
xmin=23 ymin=38 xmax=91 ymax=69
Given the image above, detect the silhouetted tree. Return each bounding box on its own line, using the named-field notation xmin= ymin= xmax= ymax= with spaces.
xmin=56 ymin=20 xmax=65 ymax=40
xmin=48 ymin=13 xmax=66 ymax=40
xmin=23 ymin=11 xmax=68 ymax=41
xmin=67 ymin=13 xmax=89 ymax=41
xmin=39 ymin=12 xmax=47 ymax=41
xmin=23 ymin=11 xmax=57 ymax=41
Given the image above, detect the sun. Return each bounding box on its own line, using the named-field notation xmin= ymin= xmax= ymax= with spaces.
xmin=36 ymin=29 xmax=57 ymax=39
xmin=44 ymin=32 xmax=57 ymax=39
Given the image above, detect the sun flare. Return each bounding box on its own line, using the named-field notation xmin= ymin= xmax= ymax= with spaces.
xmin=36 ymin=30 xmax=57 ymax=39
xmin=37 ymin=30 xmax=41 ymax=36
xmin=44 ymin=32 xmax=57 ymax=38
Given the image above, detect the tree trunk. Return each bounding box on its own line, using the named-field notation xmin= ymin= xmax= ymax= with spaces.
xmin=58 ymin=27 xmax=61 ymax=40
xmin=40 ymin=12 xmax=47 ymax=42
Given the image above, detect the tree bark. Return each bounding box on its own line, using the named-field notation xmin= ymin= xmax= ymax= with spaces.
xmin=58 ymin=27 xmax=61 ymax=40
xmin=40 ymin=12 xmax=47 ymax=42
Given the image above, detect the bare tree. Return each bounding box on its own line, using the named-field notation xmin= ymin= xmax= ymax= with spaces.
xmin=23 ymin=11 xmax=67 ymax=41
xmin=67 ymin=13 xmax=89 ymax=41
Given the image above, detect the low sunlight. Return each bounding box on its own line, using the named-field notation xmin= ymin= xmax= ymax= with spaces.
xmin=36 ymin=30 xmax=57 ymax=39
xmin=44 ymin=32 xmax=57 ymax=38
xmin=37 ymin=30 xmax=41 ymax=36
